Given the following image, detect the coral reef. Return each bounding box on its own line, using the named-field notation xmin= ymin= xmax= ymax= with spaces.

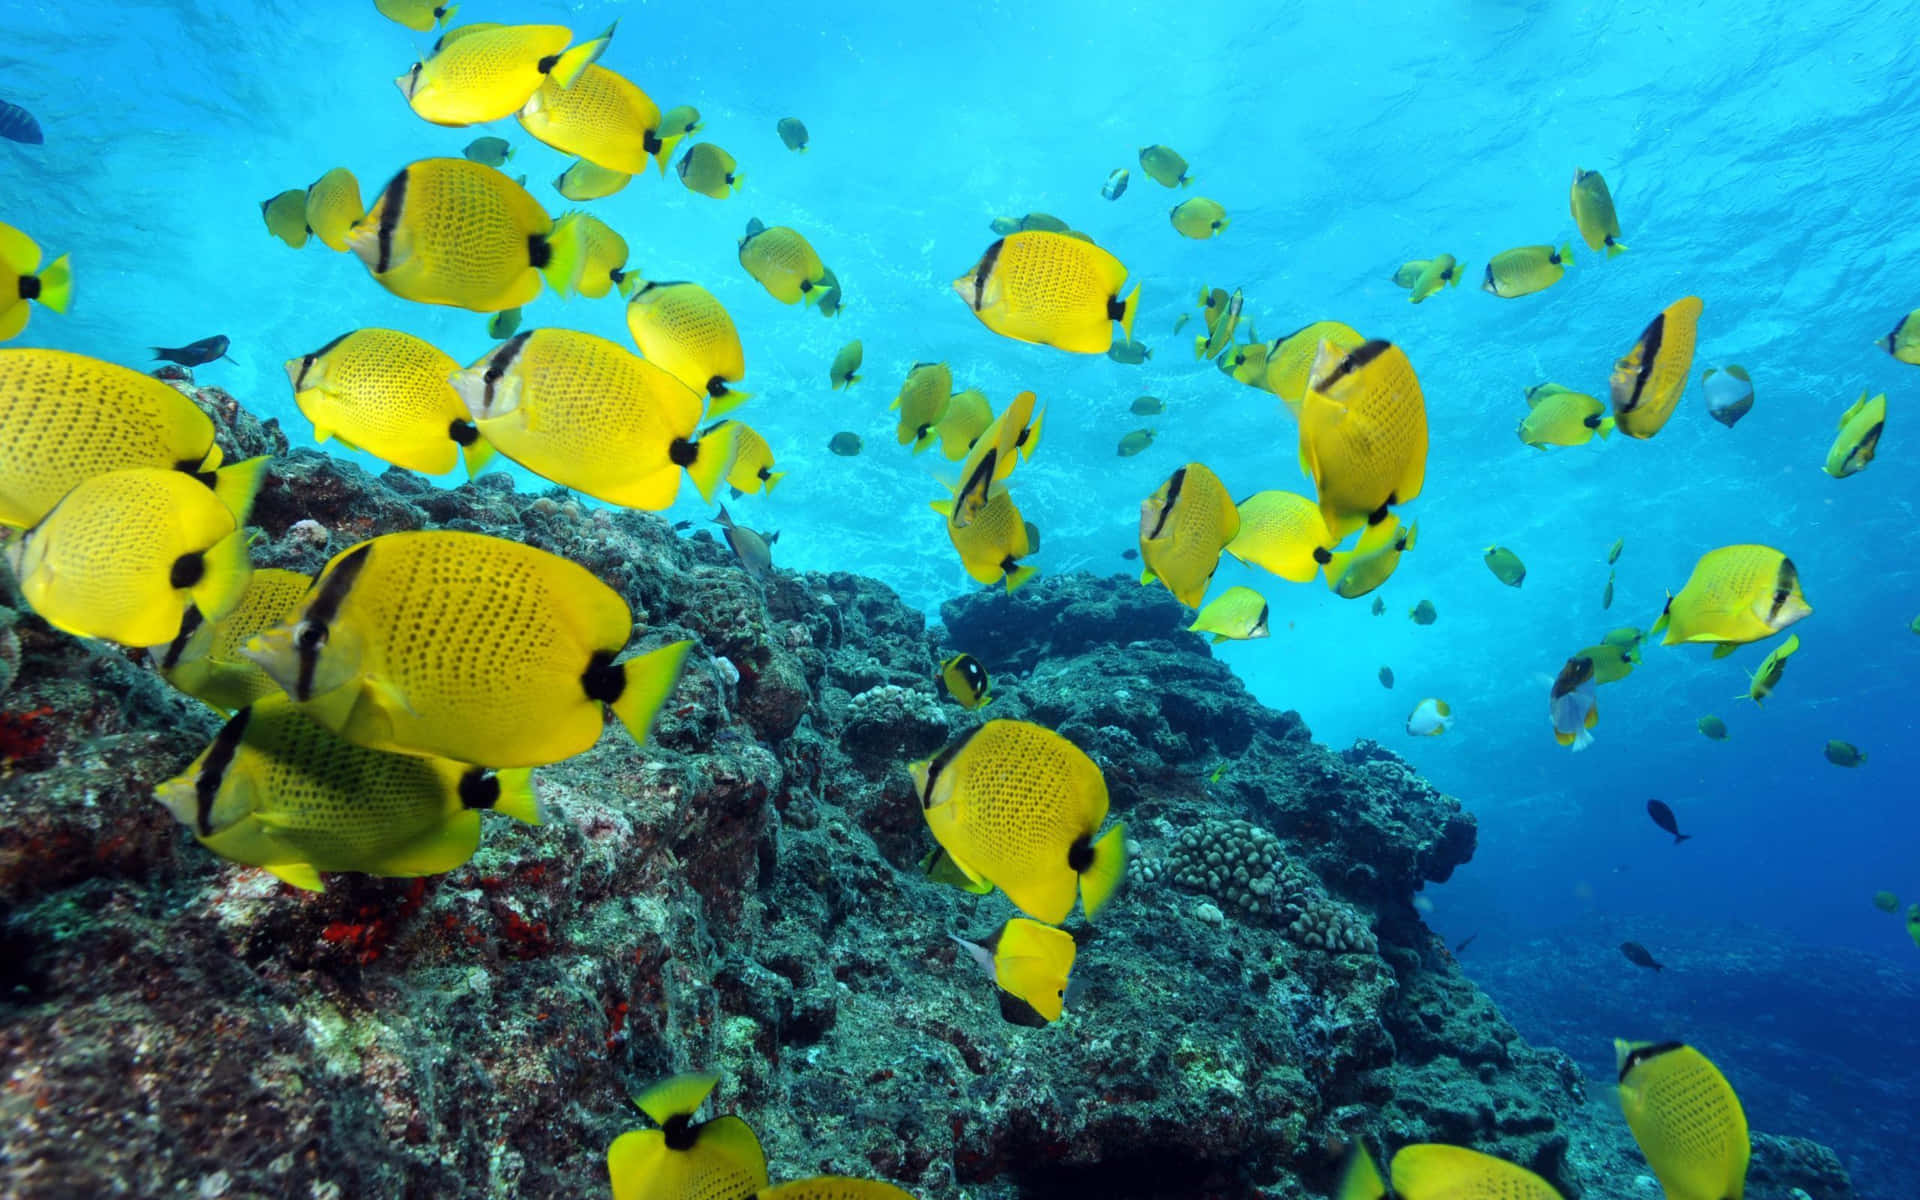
xmin=0 ymin=375 xmax=1855 ymax=1199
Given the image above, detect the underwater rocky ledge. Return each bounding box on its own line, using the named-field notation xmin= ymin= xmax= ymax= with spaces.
xmin=0 ymin=376 xmax=1853 ymax=1200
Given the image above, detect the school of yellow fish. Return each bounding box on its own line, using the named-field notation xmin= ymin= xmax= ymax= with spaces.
xmin=0 ymin=4 xmax=1900 ymax=1197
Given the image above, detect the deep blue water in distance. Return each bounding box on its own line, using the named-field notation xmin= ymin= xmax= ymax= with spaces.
xmin=4 ymin=0 xmax=1917 ymax=1188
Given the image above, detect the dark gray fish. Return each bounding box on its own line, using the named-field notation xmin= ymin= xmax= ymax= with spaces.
xmin=1378 ymin=666 xmax=1394 ymax=689
xmin=1120 ymin=548 xmax=1139 ymax=560
xmin=777 ymin=117 xmax=809 ymax=151
xmin=1130 ymin=395 xmax=1163 ymax=416
xmin=714 ymin=503 xmax=777 ymax=579
xmin=1370 ymin=596 xmax=1385 ymax=616
xmin=487 ymin=307 xmax=522 ymax=339
xmin=989 ymin=216 xmax=1021 ymax=236
xmin=815 ymin=266 xmax=844 ymax=318
xmin=463 ymin=136 xmax=513 ymax=167
xmin=1619 ymin=941 xmax=1664 ymax=972
xmin=1016 ymin=212 xmax=1070 ymax=234
xmin=743 ymin=217 xmax=766 ymax=239
xmin=1107 ymin=339 xmax=1151 ymax=365
xmin=1023 ymin=521 xmax=1040 ymax=554
xmin=152 ymin=335 xmax=231 ymax=366
xmin=1645 ymin=799 xmax=1690 ymax=844
xmin=827 ymin=432 xmax=862 ymax=457
xmin=0 ymin=100 xmax=43 ymax=145
xmin=1453 ymin=933 xmax=1476 ymax=954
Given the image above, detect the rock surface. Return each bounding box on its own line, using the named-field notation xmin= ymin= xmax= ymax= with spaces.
xmin=0 ymin=376 xmax=1854 ymax=1199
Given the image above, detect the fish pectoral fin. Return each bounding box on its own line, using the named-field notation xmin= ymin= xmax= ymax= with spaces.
xmin=368 ymin=813 xmax=483 ymax=879
xmin=1710 ymin=641 xmax=1738 ymax=659
xmin=264 ymin=861 xmax=325 ymax=892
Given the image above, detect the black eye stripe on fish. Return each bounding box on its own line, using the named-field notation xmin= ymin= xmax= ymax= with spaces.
xmin=1617 ymin=1040 xmax=1687 ymax=1082
xmin=294 ymin=543 xmax=372 ymax=700
xmin=160 ymin=606 xmax=205 ymax=670
xmin=1768 ymin=557 xmax=1798 ymax=622
xmin=918 ymin=724 xmax=983 ymax=809
xmin=482 ymin=333 xmax=532 ymax=411
xmin=1622 ymin=313 xmax=1666 ymax=412
xmin=194 ymin=706 xmax=253 ymax=837
xmin=375 ymin=167 xmax=409 ymax=275
xmin=972 ymin=239 xmax=1002 ymax=309
xmin=1147 ymin=467 xmax=1187 ymax=540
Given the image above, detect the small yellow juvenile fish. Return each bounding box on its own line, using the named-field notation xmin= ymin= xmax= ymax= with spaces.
xmin=707 ymin=420 xmax=782 ymax=495
xmin=0 ymin=222 xmax=70 ymax=341
xmin=285 ymin=327 xmax=493 ymax=478
xmin=949 ymin=390 xmax=1042 ymax=528
xmin=1219 ymin=340 xmax=1269 ymax=389
xmin=1744 ymin=633 xmax=1800 ymax=705
xmin=1187 ymin=586 xmax=1269 ymax=643
xmin=1481 ymin=243 xmax=1571 ymax=298
xmin=569 ymin=211 xmax=635 ymax=299
xmin=677 ymin=143 xmax=740 ymax=199
xmin=829 ymin=339 xmax=862 ymax=390
xmin=303 ymin=167 xmax=364 ymax=252
xmin=1193 ymin=287 xmax=1242 ymax=360
xmin=624 ymin=280 xmax=749 ymax=413
xmin=953 ymin=231 xmax=1139 ymax=355
xmin=374 ymin=0 xmax=458 ymax=32
xmin=518 ymin=63 xmax=671 ymax=176
xmin=661 ymin=105 xmax=702 ymax=141
xmin=158 ymin=569 xmax=313 ymax=713
xmin=397 ymin=22 xmax=615 ymax=127
xmin=1138 ymin=144 xmax=1191 ymax=187
xmin=259 ymin=188 xmax=310 ymax=248
xmin=1822 ymin=389 xmax=1885 ymax=478
xmin=892 ymin=361 xmax=953 ymax=453
xmin=1322 ymin=514 xmax=1416 ymax=599
xmin=554 ymin=157 xmax=631 ymax=201
xmin=1517 ymin=383 xmax=1613 ymax=448
xmin=1570 ymin=167 xmax=1627 ymax=256
xmin=1138 ymin=462 xmax=1239 ymax=608
xmin=737 ymin=219 xmax=828 ymax=305
xmin=1391 ymin=260 xmax=1430 ymax=288
xmin=1170 ymin=197 xmax=1228 ymax=239
xmin=935 ymin=389 xmax=993 ymax=461
xmin=1407 ymin=254 xmax=1462 ymax=303
xmin=1611 ymin=296 xmax=1703 ymax=439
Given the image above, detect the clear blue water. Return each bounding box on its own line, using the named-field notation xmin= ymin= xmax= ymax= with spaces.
xmin=6 ymin=0 xmax=1917 ymax=1189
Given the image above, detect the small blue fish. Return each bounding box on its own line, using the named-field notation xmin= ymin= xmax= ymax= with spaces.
xmin=0 ymin=100 xmax=43 ymax=145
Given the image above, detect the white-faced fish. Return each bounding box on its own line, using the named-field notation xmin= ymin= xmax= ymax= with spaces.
xmin=1339 ymin=1141 xmax=1561 ymax=1200
xmin=158 ymin=568 xmax=313 ymax=714
xmin=463 ymin=136 xmax=512 ymax=166
xmin=1101 ymin=167 xmax=1129 ymax=200
xmin=1697 ymin=714 xmax=1728 ymax=741
xmin=1138 ymin=144 xmax=1190 ymax=187
xmin=0 ymin=223 xmax=70 ymax=341
xmin=1654 ymin=544 xmax=1811 ymax=650
xmin=709 ymin=420 xmax=782 ymax=495
xmin=1822 ymin=389 xmax=1885 ymax=478
xmin=912 ymin=719 xmax=1125 ymax=924
xmin=775 ymin=117 xmax=808 ymax=151
xmin=1611 ymin=296 xmax=1703 ymax=439
xmin=1187 ymin=586 xmax=1269 ymax=643
xmin=1825 ymin=739 xmax=1866 ymax=767
xmin=397 ymin=21 xmax=614 ymax=127
xmin=1615 ymin=1041 xmax=1750 ymax=1200
xmin=1570 ymin=168 xmax=1627 ymax=256
xmin=567 ymin=211 xmax=634 ymax=299
xmin=939 ymin=653 xmax=991 ymax=709
xmin=1117 ymin=429 xmax=1155 ymax=457
xmin=1404 ymin=698 xmax=1453 ymax=737
xmin=155 ymin=696 xmax=539 ymax=892
xmin=1876 ymin=309 xmax=1920 ymax=364
xmin=1407 ymin=254 xmax=1463 ymax=303
xmin=1743 ymin=633 xmax=1800 ymax=705
xmin=0 ymin=349 xmax=253 ymax=528
xmin=1516 ymin=383 xmax=1614 ymax=448
xmin=932 ymin=484 xmax=1035 ymax=591
xmin=1548 ymin=654 xmax=1598 ymax=751
xmin=953 ymin=231 xmax=1138 ymax=355
xmin=554 ymin=157 xmax=631 ymax=201
xmin=677 ymin=142 xmax=740 ymax=199
xmin=935 ymin=390 xmax=993 ymax=461
xmin=7 ymin=466 xmax=260 ymax=647
xmin=1483 ymin=546 xmax=1525 ymax=587
xmin=304 ymin=168 xmax=365 ymax=252
xmin=950 ymin=917 xmax=1076 ymax=1025
xmin=607 ymin=1072 xmax=769 ymax=1200
xmin=349 ymin=158 xmax=585 ymax=312
xmin=1266 ymin=321 xmax=1364 ymax=415
xmin=1701 ymin=365 xmax=1754 ymax=428
xmin=1226 ymin=490 xmax=1334 ymax=584
xmin=624 ymin=281 xmax=749 ymax=414
xmin=713 ymin=503 xmax=778 ymax=579
xmin=1138 ymin=462 xmax=1239 ymax=608
xmin=453 ymin=329 xmax=732 ymax=509
xmin=829 ymin=340 xmax=862 ymax=390
xmin=1323 ymin=514 xmax=1416 ymax=599
xmin=891 ymin=362 xmax=953 ymax=453
xmin=243 ymin=530 xmax=690 ymax=768
xmin=1481 ymin=243 xmax=1571 ymax=298
xmin=375 ymin=0 xmax=458 ymax=32
xmin=1170 ymin=197 xmax=1228 ymax=239
xmin=260 ymin=188 xmax=310 ymax=248
xmin=287 ymin=328 xmax=493 ymax=479
xmin=1298 ymin=338 xmax=1428 ymax=540
xmin=738 ymin=219 xmax=828 ymax=305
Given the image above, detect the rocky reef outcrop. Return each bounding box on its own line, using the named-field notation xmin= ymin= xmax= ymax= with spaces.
xmin=0 ymin=374 xmax=1854 ymax=1199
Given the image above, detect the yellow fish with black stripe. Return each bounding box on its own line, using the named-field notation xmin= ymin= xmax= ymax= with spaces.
xmin=892 ymin=361 xmax=953 ymax=453
xmin=1298 ymin=338 xmax=1428 ymax=540
xmin=1482 ymin=243 xmax=1572 ymax=298
xmin=518 ymin=63 xmax=674 ymax=177
xmin=1653 ymin=544 xmax=1811 ymax=652
xmin=396 ymin=21 xmax=614 ymax=127
xmin=375 ymin=0 xmax=458 ymax=32
xmin=1570 ymin=167 xmax=1627 ymax=256
xmin=625 ymin=280 xmax=750 ymax=415
xmin=738 ymin=218 xmax=828 ymax=305
xmin=1139 ymin=462 xmax=1239 ymax=608
xmin=707 ymin=420 xmax=783 ymax=495
xmin=7 ymin=465 xmax=262 ymax=647
xmin=1266 ymin=320 xmax=1363 ymax=416
xmin=1822 ymin=389 xmax=1885 ymax=478
xmin=453 ymin=329 xmax=735 ymax=510
xmin=1518 ymin=382 xmax=1614 ymax=448
xmin=677 ymin=143 xmax=741 ymax=199
xmin=567 ymin=211 xmax=636 ymax=300
xmin=939 ymin=652 xmax=992 ymax=708
xmin=155 ymin=695 xmax=539 ymax=893
xmin=949 ymin=917 xmax=1077 ymax=1024
xmin=1225 ymin=490 xmax=1334 ymax=583
xmin=1187 ymin=586 xmax=1269 ymax=643
xmin=947 ymin=389 xmax=1043 ymax=529
xmin=1194 ymin=287 xmax=1241 ymax=360
xmin=286 ymin=328 xmax=494 ymax=479
xmin=349 ymin=158 xmax=586 ymax=312
xmin=0 ymin=348 xmax=248 ymax=529
xmin=1323 ymin=514 xmax=1416 ymax=600
xmin=158 ymin=568 xmax=313 ymax=713
xmin=1407 ymin=254 xmax=1464 ymax=303
xmin=912 ymin=719 xmax=1125 ymax=924
xmin=1611 ymin=296 xmax=1703 ymax=439
xmin=953 ymin=230 xmax=1139 ymax=355
xmin=0 ymin=222 xmax=71 ymax=341
xmin=755 ymin=1180 xmax=914 ymax=1200
xmin=1338 ymin=1141 xmax=1562 ymax=1200
xmin=303 ymin=167 xmax=364 ymax=252
xmin=1876 ymin=308 xmax=1920 ymax=364
xmin=935 ymin=389 xmax=993 ymax=460
xmin=241 ymin=530 xmax=691 ymax=768
xmin=1615 ymin=1040 xmax=1749 ymax=1200
xmin=607 ymin=1072 xmax=768 ymax=1200
xmin=933 ymin=484 xmax=1035 ymax=591
xmin=1743 ymin=633 xmax=1799 ymax=705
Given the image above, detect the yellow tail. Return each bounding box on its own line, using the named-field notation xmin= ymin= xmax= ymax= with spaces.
xmin=1117 ymin=283 xmax=1140 ymax=344
xmin=632 ymin=1069 xmax=720 ymax=1126
xmin=1606 ymin=239 xmax=1628 ymax=258
xmin=608 ymin=640 xmax=691 ymax=748
xmin=652 ymin=132 xmax=684 ymax=175
xmin=436 ymin=4 xmax=459 ymax=28
xmin=1335 ymin=1143 xmax=1387 ymax=1200
xmin=460 ymin=435 xmax=497 ymax=480
xmin=489 ymin=768 xmax=541 ymax=825
xmin=705 ymin=387 xmax=751 ymax=420
xmin=208 ymin=455 xmax=270 ymax=524
xmin=1079 ymin=822 xmax=1127 ymax=919
xmin=540 ymin=212 xmax=588 ymax=297
xmin=686 ymin=423 xmax=740 ymax=502
xmin=616 ymin=270 xmax=645 ymax=300
xmin=1595 ymin=416 xmax=1617 ymax=440
xmin=191 ymin=528 xmax=254 ymax=623
xmin=1004 ymin=564 xmax=1038 ymax=592
xmin=35 ymin=253 xmax=72 ymax=313
xmin=549 ymin=21 xmax=616 ymax=90
xmin=763 ymin=470 xmax=786 ymax=494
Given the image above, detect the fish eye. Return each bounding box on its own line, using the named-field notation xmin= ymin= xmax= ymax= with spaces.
xmin=295 ymin=621 xmax=329 ymax=652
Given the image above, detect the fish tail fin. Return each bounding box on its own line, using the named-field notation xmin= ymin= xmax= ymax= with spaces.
xmin=208 ymin=455 xmax=270 ymax=524
xmin=763 ymin=470 xmax=786 ymax=493
xmin=1596 ymin=416 xmax=1616 ymax=440
xmin=911 ymin=425 xmax=938 ymax=454
xmin=1651 ymin=594 xmax=1673 ymax=637
xmin=1335 ymin=1142 xmax=1387 ymax=1200
xmin=1020 ymin=408 xmax=1045 ymax=460
xmin=460 ymin=435 xmax=497 ymax=480
xmin=704 ymin=388 xmax=751 ymax=419
xmin=685 ymin=423 xmax=740 ymax=503
xmin=652 ymin=133 xmax=683 ymax=175
xmin=540 ymin=211 xmax=588 ymax=297
xmin=487 ymin=768 xmax=542 ymax=825
xmin=190 ymin=528 xmax=253 ymax=623
xmin=34 ymin=253 xmax=72 ymax=313
xmin=1079 ymin=822 xmax=1127 ymax=919
xmin=616 ymin=270 xmax=645 ymax=300
xmin=1004 ymin=563 xmax=1038 ymax=592
xmin=1606 ymin=238 xmax=1627 ymax=257
xmin=1570 ymin=725 xmax=1593 ymax=752
xmin=1117 ymin=283 xmax=1140 ymax=343
xmin=1193 ymin=335 xmax=1208 ymax=360
xmin=436 ymin=4 xmax=459 ymax=28
xmin=607 ymin=640 xmax=692 ymax=748
xmin=1674 ymin=833 xmax=1692 ymax=845
xmin=550 ymin=22 xmax=616 ymax=90
xmin=1558 ymin=241 xmax=1574 ymax=263
xmin=730 ymin=170 xmax=744 ymax=193
xmin=843 ymin=371 xmax=858 ymax=389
